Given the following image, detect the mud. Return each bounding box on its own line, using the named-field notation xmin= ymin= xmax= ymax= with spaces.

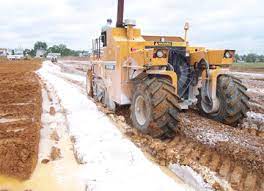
xmin=0 ymin=64 xmax=42 ymax=180
xmin=56 ymin=61 xmax=264 ymax=190
xmin=230 ymin=72 xmax=264 ymax=133
xmin=0 ymin=75 xmax=82 ymax=191
xmin=178 ymin=111 xmax=264 ymax=175
xmin=50 ymin=130 xmax=60 ymax=142
xmin=50 ymin=146 xmax=61 ymax=161
xmin=113 ymin=107 xmax=264 ymax=191
xmin=49 ymin=106 xmax=56 ymax=116
xmin=57 ymin=61 xmax=90 ymax=75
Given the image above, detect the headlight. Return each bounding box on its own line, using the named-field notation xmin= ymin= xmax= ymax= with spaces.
xmin=156 ymin=50 xmax=164 ymax=58
xmin=224 ymin=51 xmax=232 ymax=58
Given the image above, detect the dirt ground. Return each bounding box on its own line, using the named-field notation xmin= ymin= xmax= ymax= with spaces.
xmin=111 ymin=106 xmax=263 ymax=191
xmin=230 ymin=65 xmax=264 ymax=73
xmin=2 ymin=59 xmax=261 ymax=190
xmin=0 ymin=58 xmax=42 ymax=73
xmin=0 ymin=60 xmax=42 ymax=180
xmin=55 ymin=60 xmax=264 ymax=191
xmin=229 ymin=72 xmax=264 ymax=131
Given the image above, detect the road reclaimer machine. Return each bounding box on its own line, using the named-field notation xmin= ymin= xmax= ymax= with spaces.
xmin=86 ymin=0 xmax=249 ymax=138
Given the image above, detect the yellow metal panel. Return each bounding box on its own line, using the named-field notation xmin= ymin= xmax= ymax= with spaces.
xmin=130 ymin=50 xmax=147 ymax=66
xmin=188 ymin=47 xmax=206 ymax=53
xmin=190 ymin=49 xmax=234 ymax=65
xmin=142 ymin=35 xmax=185 ymax=42
xmin=221 ymin=58 xmax=234 ymax=65
xmin=207 ymin=50 xmax=225 ymax=64
xmin=172 ymin=42 xmax=187 ymax=47
xmin=151 ymin=58 xmax=168 ymax=66
xmin=190 ymin=51 xmax=207 ymax=65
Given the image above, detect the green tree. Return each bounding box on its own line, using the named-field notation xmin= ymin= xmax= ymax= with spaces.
xmin=47 ymin=44 xmax=78 ymax=56
xmin=235 ymin=54 xmax=240 ymax=62
xmin=47 ymin=45 xmax=60 ymax=54
xmin=24 ymin=49 xmax=35 ymax=57
xmin=34 ymin=41 xmax=48 ymax=52
xmin=259 ymin=55 xmax=264 ymax=62
xmin=245 ymin=53 xmax=257 ymax=63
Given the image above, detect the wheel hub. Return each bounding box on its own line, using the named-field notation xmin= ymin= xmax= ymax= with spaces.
xmin=201 ymin=91 xmax=220 ymax=114
xmin=135 ymin=95 xmax=147 ymax=126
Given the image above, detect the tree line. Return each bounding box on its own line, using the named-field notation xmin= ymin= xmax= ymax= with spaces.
xmin=24 ymin=42 xmax=263 ymax=62
xmin=24 ymin=41 xmax=82 ymax=57
xmin=235 ymin=54 xmax=264 ymax=63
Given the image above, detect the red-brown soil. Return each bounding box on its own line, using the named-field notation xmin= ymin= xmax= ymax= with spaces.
xmin=0 ymin=61 xmax=42 ymax=180
xmin=0 ymin=59 xmax=42 ymax=73
xmin=50 ymin=146 xmax=61 ymax=161
xmin=113 ymin=107 xmax=264 ymax=191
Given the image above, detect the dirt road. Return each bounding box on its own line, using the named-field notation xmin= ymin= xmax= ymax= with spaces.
xmin=56 ymin=60 xmax=264 ymax=191
xmin=37 ymin=61 xmax=194 ymax=191
xmin=230 ymin=72 xmax=264 ymax=131
xmin=1 ymin=60 xmax=263 ymax=191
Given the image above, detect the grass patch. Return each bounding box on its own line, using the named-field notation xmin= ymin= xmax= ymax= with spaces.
xmin=231 ymin=62 xmax=264 ymax=73
xmin=233 ymin=62 xmax=264 ymax=68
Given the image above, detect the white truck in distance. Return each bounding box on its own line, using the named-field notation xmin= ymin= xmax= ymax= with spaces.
xmin=7 ymin=49 xmax=25 ymax=60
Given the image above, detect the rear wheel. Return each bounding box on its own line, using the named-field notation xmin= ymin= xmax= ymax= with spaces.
xmin=197 ymin=74 xmax=250 ymax=126
xmin=130 ymin=77 xmax=180 ymax=139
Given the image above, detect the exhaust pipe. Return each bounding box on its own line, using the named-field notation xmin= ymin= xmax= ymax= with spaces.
xmin=116 ymin=0 xmax=124 ymax=27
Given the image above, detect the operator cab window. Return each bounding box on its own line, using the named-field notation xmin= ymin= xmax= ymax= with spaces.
xmin=101 ymin=31 xmax=107 ymax=47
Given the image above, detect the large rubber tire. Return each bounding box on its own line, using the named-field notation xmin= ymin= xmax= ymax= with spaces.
xmin=197 ymin=74 xmax=250 ymax=126
xmin=130 ymin=77 xmax=180 ymax=139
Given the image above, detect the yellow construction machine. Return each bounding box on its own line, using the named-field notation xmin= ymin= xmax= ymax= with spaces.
xmin=86 ymin=0 xmax=249 ymax=138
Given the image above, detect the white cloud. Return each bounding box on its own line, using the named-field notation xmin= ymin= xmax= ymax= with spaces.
xmin=0 ymin=0 xmax=263 ymax=54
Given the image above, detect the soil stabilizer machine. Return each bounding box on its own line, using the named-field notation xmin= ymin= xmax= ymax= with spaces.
xmin=86 ymin=0 xmax=249 ymax=138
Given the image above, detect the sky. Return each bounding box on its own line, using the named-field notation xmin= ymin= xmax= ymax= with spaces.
xmin=0 ymin=0 xmax=263 ymax=54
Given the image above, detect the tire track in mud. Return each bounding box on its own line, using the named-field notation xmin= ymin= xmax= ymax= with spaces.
xmin=115 ymin=107 xmax=264 ymax=191
xmin=230 ymin=72 xmax=264 ymax=132
xmin=53 ymin=70 xmax=264 ymax=191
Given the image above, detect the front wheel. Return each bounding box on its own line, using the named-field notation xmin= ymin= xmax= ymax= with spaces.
xmin=197 ymin=74 xmax=250 ymax=126
xmin=130 ymin=77 xmax=180 ymax=139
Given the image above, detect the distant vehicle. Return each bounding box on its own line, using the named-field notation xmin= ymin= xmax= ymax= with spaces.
xmin=7 ymin=49 xmax=24 ymax=60
xmin=47 ymin=53 xmax=61 ymax=63
xmin=0 ymin=48 xmax=7 ymax=57
xmin=79 ymin=51 xmax=90 ymax=57
xmin=36 ymin=49 xmax=46 ymax=58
